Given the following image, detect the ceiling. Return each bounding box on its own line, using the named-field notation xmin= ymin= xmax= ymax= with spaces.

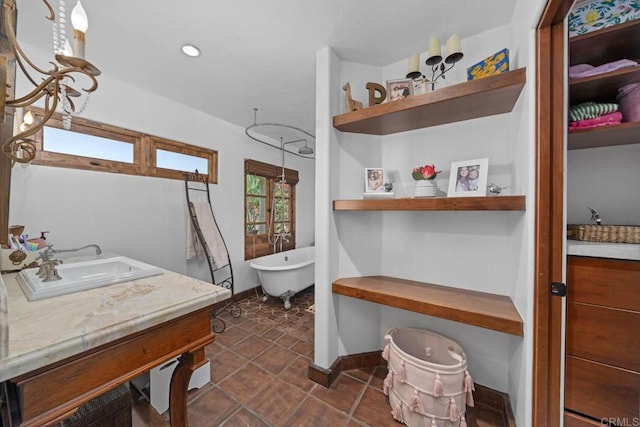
xmin=14 ymin=1 xmax=517 ymax=145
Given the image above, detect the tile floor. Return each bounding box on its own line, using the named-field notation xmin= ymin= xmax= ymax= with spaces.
xmin=131 ymin=286 xmax=503 ymax=427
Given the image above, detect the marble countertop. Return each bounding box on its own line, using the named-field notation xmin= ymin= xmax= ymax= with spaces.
xmin=567 ymin=240 xmax=640 ymax=261
xmin=0 ymin=255 xmax=231 ymax=382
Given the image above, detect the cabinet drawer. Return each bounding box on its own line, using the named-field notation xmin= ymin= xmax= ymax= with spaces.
xmin=565 ymin=355 xmax=640 ymax=422
xmin=567 ymin=302 xmax=640 ymax=372
xmin=564 ymin=411 xmax=602 ymax=427
xmin=567 ymin=256 xmax=640 ymax=311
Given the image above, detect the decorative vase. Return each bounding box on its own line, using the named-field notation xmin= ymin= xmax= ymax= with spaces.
xmin=413 ymin=179 xmax=438 ymax=197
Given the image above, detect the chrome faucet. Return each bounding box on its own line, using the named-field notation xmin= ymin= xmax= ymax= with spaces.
xmin=52 ymin=244 xmax=102 ymax=256
xmin=587 ymin=207 xmax=602 ymax=225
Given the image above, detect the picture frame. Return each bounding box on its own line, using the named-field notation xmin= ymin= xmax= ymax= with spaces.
xmin=386 ymin=78 xmax=413 ymax=102
xmin=364 ymin=167 xmax=386 ymax=193
xmin=447 ymin=158 xmax=489 ymax=197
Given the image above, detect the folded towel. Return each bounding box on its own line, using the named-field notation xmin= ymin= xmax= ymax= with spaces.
xmin=186 ymin=201 xmax=229 ymax=269
xmin=569 ymin=111 xmax=623 ymax=129
xmin=568 ymin=120 xmax=621 ymax=130
xmin=569 ymin=59 xmax=638 ymax=79
xmin=569 ymin=102 xmax=618 ymax=122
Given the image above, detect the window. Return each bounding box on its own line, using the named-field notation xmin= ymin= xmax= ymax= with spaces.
xmin=28 ymin=108 xmax=218 ymax=183
xmin=245 ymin=159 xmax=298 ymax=260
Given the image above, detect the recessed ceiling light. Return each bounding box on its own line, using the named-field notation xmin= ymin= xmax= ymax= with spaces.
xmin=181 ymin=44 xmax=201 ymax=57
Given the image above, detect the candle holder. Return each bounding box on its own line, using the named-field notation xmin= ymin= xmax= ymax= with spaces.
xmin=424 ymin=34 xmax=464 ymax=89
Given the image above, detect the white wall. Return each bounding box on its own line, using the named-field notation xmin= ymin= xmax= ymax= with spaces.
xmin=315 ymin=9 xmax=543 ymax=426
xmin=9 ymin=43 xmax=316 ymax=294
xmin=567 ymin=144 xmax=640 ymax=226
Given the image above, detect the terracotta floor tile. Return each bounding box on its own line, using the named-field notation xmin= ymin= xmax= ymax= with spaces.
xmin=251 ymin=322 xmax=273 ymax=335
xmin=232 ymin=334 xmax=273 ymax=360
xmin=263 ymin=328 xmax=284 ymax=341
xmin=351 ymin=386 xmax=398 ymax=427
xmin=214 ymin=325 xmax=253 ymax=348
xmin=207 ymin=349 xmax=248 ymax=383
xmin=245 ymin=378 xmax=308 ymax=427
xmin=285 ymin=396 xmax=349 ymax=427
xmin=368 ymin=366 xmax=388 ymax=391
xmin=343 ymin=367 xmax=374 ymax=383
xmin=276 ymin=334 xmax=299 ymax=348
xmin=291 ymin=340 xmax=313 ymax=357
xmin=311 ymin=373 xmax=366 ymax=415
xmin=220 ymin=408 xmax=271 ymax=427
xmin=253 ymin=344 xmax=299 ymax=375
xmin=186 ymin=387 xmax=240 ymax=427
xmin=279 ymin=356 xmax=316 ymax=393
xmin=219 ymin=363 xmax=273 ymax=404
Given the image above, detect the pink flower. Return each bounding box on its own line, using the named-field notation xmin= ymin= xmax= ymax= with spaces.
xmin=411 ymin=164 xmax=439 ymax=180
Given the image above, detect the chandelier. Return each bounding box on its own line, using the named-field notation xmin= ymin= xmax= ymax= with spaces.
xmin=2 ymin=0 xmax=100 ymax=164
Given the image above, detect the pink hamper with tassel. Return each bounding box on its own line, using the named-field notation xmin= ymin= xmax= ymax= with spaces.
xmin=618 ymin=83 xmax=640 ymax=122
xmin=382 ymin=328 xmax=475 ymax=427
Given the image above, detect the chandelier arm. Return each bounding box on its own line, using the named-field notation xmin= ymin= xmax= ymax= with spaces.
xmin=40 ymin=0 xmax=56 ymax=21
xmin=6 ymin=76 xmax=57 ymax=106
xmin=58 ymin=68 xmax=99 ymax=93
xmin=3 ymin=2 xmax=54 ymax=77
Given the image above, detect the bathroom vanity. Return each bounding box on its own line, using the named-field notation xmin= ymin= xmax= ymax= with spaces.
xmin=0 ymin=257 xmax=231 ymax=426
xmin=564 ymin=242 xmax=640 ymax=425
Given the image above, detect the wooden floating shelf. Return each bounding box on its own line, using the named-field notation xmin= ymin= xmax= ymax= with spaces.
xmin=333 ymin=276 xmax=524 ymax=336
xmin=333 ymin=195 xmax=526 ymax=211
xmin=332 ymin=68 xmax=527 ymax=135
xmin=568 ymin=121 xmax=640 ymax=150
xmin=569 ymin=66 xmax=640 ymax=105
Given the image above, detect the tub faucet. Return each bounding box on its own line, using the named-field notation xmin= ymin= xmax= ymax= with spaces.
xmin=587 ymin=207 xmax=601 ymax=225
xmin=53 ymin=244 xmax=102 ymax=256
xmin=36 ymin=246 xmax=63 ymax=282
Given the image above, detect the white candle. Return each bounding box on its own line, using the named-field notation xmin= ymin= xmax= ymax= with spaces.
xmin=446 ymin=33 xmax=462 ymax=55
xmin=428 ymin=37 xmax=441 ymax=58
xmin=408 ymin=53 xmax=420 ymax=74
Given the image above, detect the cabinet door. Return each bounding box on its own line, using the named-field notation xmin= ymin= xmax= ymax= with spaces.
xmin=565 ymin=356 xmax=640 ymax=422
xmin=567 ymin=256 xmax=640 ymax=311
xmin=567 ymin=302 xmax=640 ymax=372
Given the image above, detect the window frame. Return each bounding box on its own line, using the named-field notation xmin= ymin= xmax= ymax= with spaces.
xmin=244 ymin=159 xmax=298 ymax=260
xmin=28 ymin=108 xmax=218 ymax=183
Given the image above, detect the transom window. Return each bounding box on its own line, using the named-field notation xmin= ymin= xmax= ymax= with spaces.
xmin=245 ymin=159 xmax=297 ymax=260
xmin=28 ymin=108 xmax=218 ymax=183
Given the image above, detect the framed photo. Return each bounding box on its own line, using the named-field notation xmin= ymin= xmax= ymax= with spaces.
xmin=364 ymin=168 xmax=386 ymax=193
xmin=447 ymin=158 xmax=489 ymax=197
xmin=386 ymin=78 xmax=413 ymax=102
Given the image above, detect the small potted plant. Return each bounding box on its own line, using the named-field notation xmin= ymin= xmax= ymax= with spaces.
xmin=411 ymin=164 xmax=440 ymax=197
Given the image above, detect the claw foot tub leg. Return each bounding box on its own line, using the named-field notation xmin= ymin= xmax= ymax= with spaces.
xmin=280 ymin=290 xmax=294 ymax=310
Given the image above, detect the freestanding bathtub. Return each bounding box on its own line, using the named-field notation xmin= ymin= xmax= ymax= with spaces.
xmin=249 ymin=246 xmax=315 ymax=309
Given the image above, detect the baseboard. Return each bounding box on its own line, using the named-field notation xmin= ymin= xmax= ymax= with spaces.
xmin=211 ymin=285 xmax=260 ymax=312
xmin=308 ymin=350 xmax=516 ymax=426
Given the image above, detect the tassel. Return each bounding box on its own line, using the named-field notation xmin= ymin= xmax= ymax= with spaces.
xmin=460 ymin=414 xmax=468 ymax=427
xmin=431 ymin=417 xmax=438 ymax=427
xmin=397 ymin=360 xmax=406 ymax=383
xmin=449 ymin=398 xmax=459 ymax=422
xmin=382 ymin=343 xmax=390 ymax=361
xmin=464 ymin=370 xmax=475 ymax=407
xmin=383 ymin=371 xmax=393 ymax=396
xmin=432 ymin=373 xmax=444 ymax=397
xmin=391 ymin=401 xmax=404 ymax=423
xmin=409 ymin=388 xmax=425 ymax=413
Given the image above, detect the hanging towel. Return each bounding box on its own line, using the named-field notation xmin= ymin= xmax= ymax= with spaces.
xmin=186 ymin=201 xmax=229 ymax=269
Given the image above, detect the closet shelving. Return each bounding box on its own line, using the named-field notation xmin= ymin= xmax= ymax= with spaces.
xmin=568 ymin=19 xmax=640 ymax=150
xmin=331 ymin=69 xmax=528 ymax=335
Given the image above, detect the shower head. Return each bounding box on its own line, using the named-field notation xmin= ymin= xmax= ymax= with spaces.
xmin=298 ymin=139 xmax=314 ymax=155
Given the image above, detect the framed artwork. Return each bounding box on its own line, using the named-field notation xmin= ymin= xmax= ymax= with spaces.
xmin=386 ymin=78 xmax=413 ymax=102
xmin=447 ymin=158 xmax=489 ymax=197
xmin=364 ymin=168 xmax=386 ymax=192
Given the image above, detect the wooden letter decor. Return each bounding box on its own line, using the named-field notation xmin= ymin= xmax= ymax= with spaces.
xmin=366 ymin=82 xmax=386 ymax=106
xmin=342 ymin=82 xmax=363 ymax=112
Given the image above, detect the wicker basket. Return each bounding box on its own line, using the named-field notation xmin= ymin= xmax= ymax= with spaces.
xmin=567 ymin=224 xmax=640 ymax=244
xmin=382 ymin=328 xmax=474 ymax=427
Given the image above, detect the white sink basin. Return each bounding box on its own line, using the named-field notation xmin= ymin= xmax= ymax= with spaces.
xmin=17 ymin=256 xmax=164 ymax=301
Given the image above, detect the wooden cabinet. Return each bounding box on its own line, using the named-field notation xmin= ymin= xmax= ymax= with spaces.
xmin=565 ymin=256 xmax=640 ymax=423
xmin=568 ymin=20 xmax=640 ymax=150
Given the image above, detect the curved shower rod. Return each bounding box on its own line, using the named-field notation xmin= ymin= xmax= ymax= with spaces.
xmin=244 ymin=109 xmax=315 ymax=159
